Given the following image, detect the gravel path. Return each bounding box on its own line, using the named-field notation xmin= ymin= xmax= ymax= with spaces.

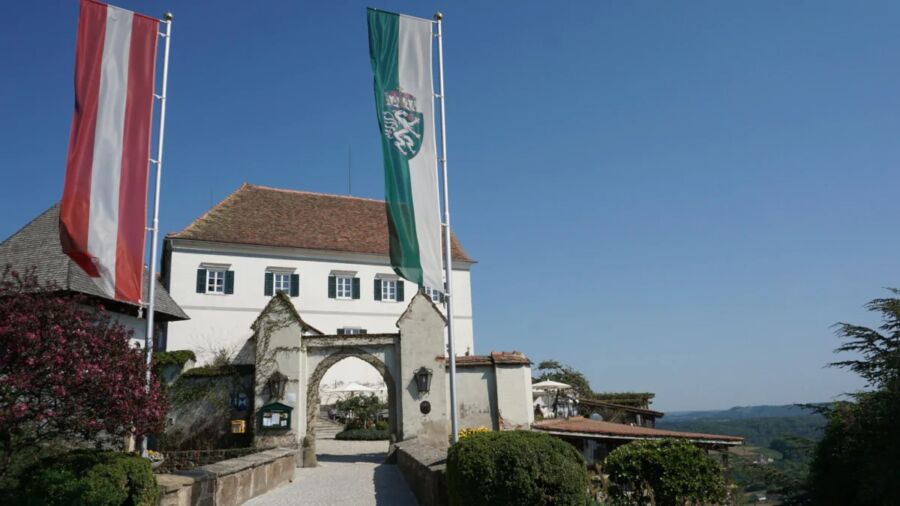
xmin=243 ymin=439 xmax=417 ymax=506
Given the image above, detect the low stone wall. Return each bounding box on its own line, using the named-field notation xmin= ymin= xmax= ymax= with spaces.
xmin=156 ymin=448 xmax=295 ymax=506
xmin=394 ymin=440 xmax=449 ymax=506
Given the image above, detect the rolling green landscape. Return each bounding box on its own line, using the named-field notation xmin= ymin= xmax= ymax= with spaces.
xmin=658 ymin=404 xmax=826 ymax=503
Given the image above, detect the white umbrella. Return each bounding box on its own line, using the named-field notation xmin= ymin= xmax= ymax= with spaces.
xmin=334 ymin=382 xmax=378 ymax=393
xmin=532 ymin=380 xmax=572 ymax=390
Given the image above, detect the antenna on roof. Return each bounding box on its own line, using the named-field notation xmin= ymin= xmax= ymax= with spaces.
xmin=348 ymin=144 xmax=352 ymax=195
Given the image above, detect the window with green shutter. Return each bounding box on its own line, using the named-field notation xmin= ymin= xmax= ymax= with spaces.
xmin=328 ymin=275 xmax=336 ymax=298
xmin=352 ymin=277 xmax=360 ymax=299
xmin=290 ymin=274 xmax=299 ymax=297
xmin=264 ymin=272 xmax=274 ymax=296
xmin=196 ymin=269 xmax=207 ymax=293
xmin=224 ymin=271 xmax=235 ymax=294
xmin=374 ymin=279 xmax=382 ymax=301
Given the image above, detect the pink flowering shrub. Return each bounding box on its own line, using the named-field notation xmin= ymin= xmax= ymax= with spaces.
xmin=0 ymin=266 xmax=166 ymax=474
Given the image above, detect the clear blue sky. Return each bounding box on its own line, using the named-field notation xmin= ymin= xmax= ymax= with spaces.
xmin=3 ymin=0 xmax=898 ymax=411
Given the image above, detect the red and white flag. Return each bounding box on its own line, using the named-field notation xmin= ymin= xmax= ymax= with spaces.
xmin=60 ymin=0 xmax=159 ymax=304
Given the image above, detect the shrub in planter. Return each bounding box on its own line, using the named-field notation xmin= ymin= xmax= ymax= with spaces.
xmin=16 ymin=450 xmax=158 ymax=506
xmin=447 ymin=430 xmax=589 ymax=506
xmin=604 ymin=439 xmax=726 ymax=505
xmin=335 ymin=428 xmax=390 ymax=441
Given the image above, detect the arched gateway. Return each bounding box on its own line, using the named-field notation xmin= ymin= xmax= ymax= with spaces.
xmin=249 ymin=292 xmax=449 ymax=465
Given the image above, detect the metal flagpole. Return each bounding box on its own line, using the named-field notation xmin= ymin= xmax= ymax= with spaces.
xmin=142 ymin=12 xmax=173 ymax=456
xmin=433 ymin=12 xmax=460 ymax=444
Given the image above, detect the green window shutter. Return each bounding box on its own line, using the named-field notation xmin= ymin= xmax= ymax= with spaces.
xmin=352 ymin=278 xmax=360 ymax=299
xmin=360 ymin=329 xmax=367 ymax=334
xmin=328 ymin=275 xmax=336 ymax=299
xmin=397 ymin=280 xmax=405 ymax=302
xmin=224 ymin=271 xmax=235 ymax=294
xmin=439 ymin=292 xmax=446 ymax=303
xmin=290 ymin=274 xmax=299 ymax=297
xmin=374 ymin=279 xmax=382 ymax=301
xmin=196 ymin=269 xmax=207 ymax=293
xmin=337 ymin=328 xmax=345 ymax=335
xmin=264 ymin=272 xmax=273 ymax=296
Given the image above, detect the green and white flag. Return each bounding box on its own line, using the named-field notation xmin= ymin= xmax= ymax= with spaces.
xmin=368 ymin=8 xmax=443 ymax=291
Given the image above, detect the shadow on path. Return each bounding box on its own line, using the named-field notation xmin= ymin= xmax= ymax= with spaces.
xmin=317 ymin=451 xmax=387 ymax=464
xmin=373 ymin=463 xmax=416 ymax=506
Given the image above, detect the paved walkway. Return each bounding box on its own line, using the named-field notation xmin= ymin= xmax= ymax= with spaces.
xmin=243 ymin=439 xmax=417 ymax=506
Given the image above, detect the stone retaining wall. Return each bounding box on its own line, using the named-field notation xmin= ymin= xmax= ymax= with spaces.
xmin=156 ymin=448 xmax=295 ymax=506
xmin=393 ymin=440 xmax=449 ymax=506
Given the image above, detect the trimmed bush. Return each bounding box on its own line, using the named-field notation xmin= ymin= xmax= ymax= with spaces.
xmin=604 ymin=439 xmax=726 ymax=505
xmin=447 ymin=430 xmax=589 ymax=506
xmin=16 ymin=450 xmax=158 ymax=506
xmin=335 ymin=428 xmax=390 ymax=441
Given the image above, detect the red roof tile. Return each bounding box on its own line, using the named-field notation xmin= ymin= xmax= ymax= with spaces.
xmin=533 ymin=417 xmax=743 ymax=444
xmin=168 ymin=184 xmax=473 ymax=262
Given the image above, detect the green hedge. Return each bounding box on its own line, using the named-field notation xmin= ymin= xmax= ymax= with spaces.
xmin=15 ymin=450 xmax=158 ymax=506
xmin=604 ymin=439 xmax=726 ymax=505
xmin=447 ymin=430 xmax=589 ymax=506
xmin=335 ymin=428 xmax=390 ymax=440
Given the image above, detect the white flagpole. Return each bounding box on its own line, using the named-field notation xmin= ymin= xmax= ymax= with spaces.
xmin=433 ymin=12 xmax=460 ymax=444
xmin=142 ymin=12 xmax=173 ymax=456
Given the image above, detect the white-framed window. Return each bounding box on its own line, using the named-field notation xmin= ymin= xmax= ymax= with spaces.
xmin=424 ymin=286 xmax=442 ymax=303
xmin=207 ymin=269 xmax=225 ymax=294
xmin=273 ymin=272 xmax=291 ymax=293
xmin=339 ymin=327 xmax=364 ymax=335
xmin=336 ymin=276 xmax=353 ymax=300
xmin=381 ymin=279 xmax=397 ymax=301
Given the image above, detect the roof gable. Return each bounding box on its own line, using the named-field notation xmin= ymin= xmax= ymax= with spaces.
xmin=252 ymin=291 xmax=324 ymax=335
xmin=168 ymin=184 xmax=473 ymax=262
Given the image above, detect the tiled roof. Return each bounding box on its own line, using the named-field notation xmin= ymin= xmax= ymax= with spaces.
xmin=0 ymin=205 xmax=188 ymax=321
xmin=446 ymin=351 xmax=532 ymax=367
xmin=533 ymin=417 xmax=743 ymax=444
xmin=168 ymin=184 xmax=473 ymax=262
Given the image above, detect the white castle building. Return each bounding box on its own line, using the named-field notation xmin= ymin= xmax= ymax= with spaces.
xmin=161 ymin=183 xmax=475 ymax=387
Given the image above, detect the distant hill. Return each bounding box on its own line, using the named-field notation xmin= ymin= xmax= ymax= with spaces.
xmin=664 ymin=403 xmax=826 ymax=422
xmin=658 ymin=404 xmax=826 ymax=448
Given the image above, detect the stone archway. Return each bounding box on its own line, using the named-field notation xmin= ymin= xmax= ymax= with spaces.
xmin=252 ymin=293 xmax=450 ymax=464
xmin=305 ymin=346 xmax=398 ymax=447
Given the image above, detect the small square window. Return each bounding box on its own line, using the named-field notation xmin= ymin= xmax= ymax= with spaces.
xmin=424 ymin=286 xmax=442 ymax=303
xmin=381 ymin=279 xmax=397 ymax=301
xmin=273 ymin=272 xmax=291 ymax=294
xmin=336 ymin=276 xmax=353 ymax=300
xmin=206 ymin=269 xmax=225 ymax=294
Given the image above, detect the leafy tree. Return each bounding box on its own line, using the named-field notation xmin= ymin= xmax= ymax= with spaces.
xmin=0 ymin=267 xmax=166 ymax=478
xmin=334 ymin=394 xmax=385 ymax=429
xmin=534 ymin=360 xmax=594 ymax=399
xmin=808 ymin=289 xmax=900 ymax=505
xmin=604 ymin=439 xmax=727 ymax=505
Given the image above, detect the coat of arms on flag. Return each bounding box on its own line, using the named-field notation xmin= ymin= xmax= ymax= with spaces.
xmin=382 ymin=88 xmax=424 ymax=159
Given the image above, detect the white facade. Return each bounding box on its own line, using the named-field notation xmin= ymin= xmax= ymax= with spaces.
xmin=164 ymin=238 xmax=475 ymax=387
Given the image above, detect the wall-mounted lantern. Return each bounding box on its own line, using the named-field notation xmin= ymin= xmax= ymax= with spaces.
xmin=266 ymin=371 xmax=288 ymax=400
xmin=414 ymin=367 xmax=433 ymax=394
